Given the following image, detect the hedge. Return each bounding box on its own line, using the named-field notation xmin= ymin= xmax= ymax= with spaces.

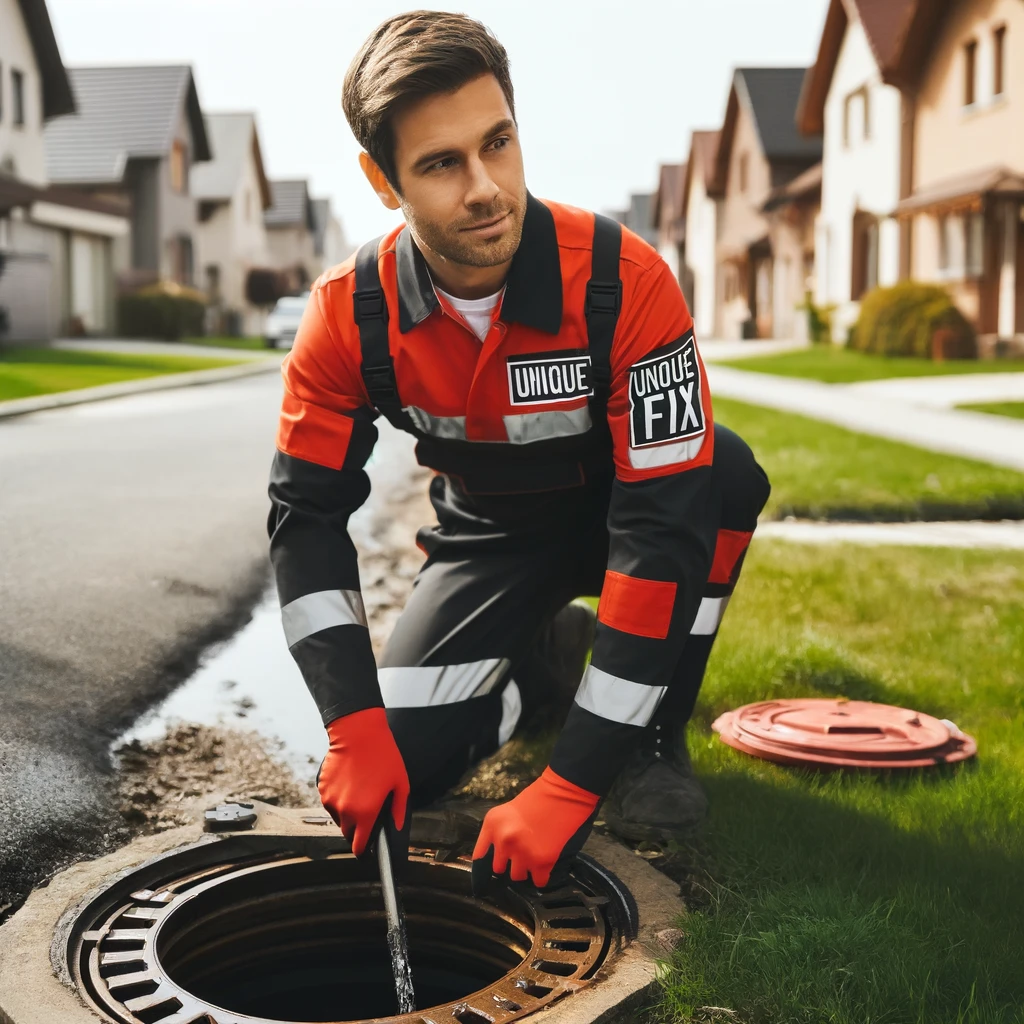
xmin=118 ymin=281 xmax=207 ymax=341
xmin=850 ymin=281 xmax=977 ymax=360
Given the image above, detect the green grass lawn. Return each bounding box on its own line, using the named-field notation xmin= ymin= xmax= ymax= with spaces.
xmin=715 ymin=397 xmax=1024 ymax=521
xmin=0 ymin=347 xmax=245 ymax=401
xmin=652 ymin=541 xmax=1024 ymax=1024
xmin=717 ymin=345 xmax=1024 ymax=383
xmin=183 ymin=335 xmax=272 ymax=351
xmin=958 ymin=401 xmax=1024 ymax=420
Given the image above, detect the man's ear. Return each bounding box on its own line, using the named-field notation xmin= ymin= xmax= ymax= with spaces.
xmin=359 ymin=152 xmax=402 ymax=211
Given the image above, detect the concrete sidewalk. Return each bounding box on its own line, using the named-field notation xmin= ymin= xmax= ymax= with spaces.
xmin=0 ymin=354 xmax=284 ymax=420
xmin=845 ymin=371 xmax=1024 ymax=408
xmin=698 ymin=338 xmax=809 ymax=362
xmin=54 ymin=338 xmax=276 ymax=360
xmin=707 ymin=363 xmax=1024 ymax=472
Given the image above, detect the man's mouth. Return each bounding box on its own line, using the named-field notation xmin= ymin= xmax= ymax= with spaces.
xmin=461 ymin=210 xmax=511 ymax=233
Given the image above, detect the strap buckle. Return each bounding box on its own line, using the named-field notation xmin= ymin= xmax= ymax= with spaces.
xmin=362 ymin=363 xmax=398 ymax=398
xmin=585 ymin=280 xmax=622 ymax=317
xmin=353 ymin=287 xmax=385 ymax=322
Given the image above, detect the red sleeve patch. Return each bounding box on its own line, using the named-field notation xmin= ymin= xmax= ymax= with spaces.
xmin=598 ymin=570 xmax=677 ymax=640
xmin=709 ymin=529 xmax=753 ymax=585
xmin=276 ymin=389 xmax=354 ymax=470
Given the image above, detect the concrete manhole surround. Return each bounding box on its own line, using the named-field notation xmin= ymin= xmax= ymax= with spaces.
xmin=0 ymin=802 xmax=685 ymax=1024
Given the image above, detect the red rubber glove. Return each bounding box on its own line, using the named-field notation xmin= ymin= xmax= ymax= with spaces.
xmin=317 ymin=707 xmax=410 ymax=857
xmin=472 ymin=767 xmax=600 ymax=890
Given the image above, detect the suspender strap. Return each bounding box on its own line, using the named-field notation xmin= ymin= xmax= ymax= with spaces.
xmin=585 ymin=215 xmax=623 ymax=411
xmin=353 ymin=236 xmax=404 ymax=421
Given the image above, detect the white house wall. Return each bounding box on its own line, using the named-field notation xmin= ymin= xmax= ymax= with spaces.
xmin=816 ymin=15 xmax=903 ymax=337
xmin=685 ymin=171 xmax=717 ymax=340
xmin=0 ymin=0 xmax=48 ymax=185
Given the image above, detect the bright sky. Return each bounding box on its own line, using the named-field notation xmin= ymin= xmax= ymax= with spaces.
xmin=47 ymin=0 xmax=829 ymax=245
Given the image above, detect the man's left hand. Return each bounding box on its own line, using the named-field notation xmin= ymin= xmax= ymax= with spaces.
xmin=471 ymin=767 xmax=600 ymax=893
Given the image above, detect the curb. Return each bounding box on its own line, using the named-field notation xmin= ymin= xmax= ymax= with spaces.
xmin=0 ymin=357 xmax=283 ymax=420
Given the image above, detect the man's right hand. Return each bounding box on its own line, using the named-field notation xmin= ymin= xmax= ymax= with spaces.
xmin=317 ymin=707 xmax=410 ymax=857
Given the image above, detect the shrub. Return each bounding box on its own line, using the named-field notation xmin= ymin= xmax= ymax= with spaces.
xmin=798 ymin=291 xmax=837 ymax=344
xmin=245 ymin=268 xmax=288 ymax=309
xmin=850 ymin=282 xmax=977 ymax=360
xmin=118 ymin=281 xmax=207 ymax=341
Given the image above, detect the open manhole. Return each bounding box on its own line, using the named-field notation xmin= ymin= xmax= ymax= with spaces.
xmin=64 ymin=829 xmax=634 ymax=1024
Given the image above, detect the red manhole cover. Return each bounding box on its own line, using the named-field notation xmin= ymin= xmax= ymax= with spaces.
xmin=711 ymin=699 xmax=976 ymax=769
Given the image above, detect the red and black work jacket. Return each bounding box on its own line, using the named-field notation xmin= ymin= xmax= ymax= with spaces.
xmin=268 ymin=194 xmax=717 ymax=796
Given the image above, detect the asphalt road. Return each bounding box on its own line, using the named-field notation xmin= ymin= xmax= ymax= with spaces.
xmin=0 ymin=373 xmax=284 ymax=914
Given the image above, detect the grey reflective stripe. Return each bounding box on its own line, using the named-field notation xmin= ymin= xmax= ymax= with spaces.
xmin=574 ymin=664 xmax=666 ymax=727
xmin=404 ymin=406 xmax=467 ymax=440
xmin=498 ymin=679 xmax=522 ymax=745
xmin=281 ymin=589 xmax=367 ymax=647
xmin=405 ymin=404 xmax=591 ymax=445
xmin=691 ymin=595 xmax=729 ymax=635
xmin=379 ymin=658 xmax=510 ymax=708
xmin=503 ymin=405 xmax=592 ymax=444
xmin=627 ymin=433 xmax=707 ymax=469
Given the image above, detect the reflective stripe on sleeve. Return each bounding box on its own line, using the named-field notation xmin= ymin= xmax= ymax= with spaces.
xmin=627 ymin=434 xmax=706 ymax=470
xmin=503 ymin=406 xmax=592 ymax=444
xmin=573 ymin=664 xmax=666 ymax=727
xmin=379 ymin=658 xmax=510 ymax=708
xmin=281 ymin=589 xmax=367 ymax=647
xmin=691 ymin=596 xmax=730 ymax=635
xmin=405 ymin=406 xmax=468 ymax=440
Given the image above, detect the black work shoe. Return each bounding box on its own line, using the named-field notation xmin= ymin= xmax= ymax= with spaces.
xmin=601 ymin=732 xmax=708 ymax=845
xmin=516 ymin=600 xmax=596 ymax=728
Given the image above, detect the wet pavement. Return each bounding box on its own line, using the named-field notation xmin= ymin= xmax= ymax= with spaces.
xmin=0 ymin=369 xmax=431 ymax=915
xmin=109 ymin=418 xmax=434 ymax=830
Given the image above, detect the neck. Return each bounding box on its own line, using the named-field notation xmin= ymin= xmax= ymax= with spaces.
xmin=414 ymin=234 xmax=510 ymax=299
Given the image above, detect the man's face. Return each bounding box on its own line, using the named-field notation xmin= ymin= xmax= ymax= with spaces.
xmin=389 ymin=74 xmax=527 ymax=269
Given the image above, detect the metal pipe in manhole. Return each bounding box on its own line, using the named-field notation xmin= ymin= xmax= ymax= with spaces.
xmin=64 ymin=832 xmax=634 ymax=1024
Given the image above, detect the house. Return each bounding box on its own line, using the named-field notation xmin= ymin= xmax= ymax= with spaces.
xmin=798 ymin=0 xmax=919 ymax=339
xmin=311 ymin=196 xmax=353 ymax=272
xmin=191 ymin=112 xmax=272 ymax=336
xmin=264 ymin=179 xmax=317 ymax=291
xmin=0 ymin=0 xmax=129 ymax=340
xmin=762 ymin=162 xmax=822 ymax=340
xmin=44 ymin=64 xmax=212 ymax=289
xmin=894 ymin=0 xmax=1024 ymax=345
xmin=651 ymin=162 xmax=687 ymax=289
xmin=710 ymin=68 xmax=823 ymax=339
xmin=681 ymin=130 xmax=721 ymax=339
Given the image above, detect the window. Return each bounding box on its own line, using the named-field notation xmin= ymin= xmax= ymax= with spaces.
xmin=169 ymin=140 xmax=187 ymax=193
xmin=994 ymin=25 xmax=1006 ymax=97
xmin=964 ymin=39 xmax=977 ymax=106
xmin=739 ymin=153 xmax=749 ymax=192
xmin=12 ymin=68 xmax=25 ymax=126
xmin=205 ymin=264 xmax=221 ymax=300
xmin=965 ymin=210 xmax=985 ymax=276
xmin=938 ymin=213 xmax=982 ymax=278
xmin=843 ymin=87 xmax=871 ymax=147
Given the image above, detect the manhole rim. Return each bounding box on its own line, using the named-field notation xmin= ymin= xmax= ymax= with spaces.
xmin=64 ymin=834 xmax=624 ymax=1024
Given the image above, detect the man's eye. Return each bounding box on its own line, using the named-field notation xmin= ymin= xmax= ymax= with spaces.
xmin=489 ymin=137 xmax=509 ymax=152
xmin=429 ymin=157 xmax=458 ymax=172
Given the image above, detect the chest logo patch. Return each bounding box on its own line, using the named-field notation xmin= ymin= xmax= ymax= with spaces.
xmin=506 ymin=350 xmax=593 ymax=406
xmin=629 ymin=331 xmax=705 ymax=448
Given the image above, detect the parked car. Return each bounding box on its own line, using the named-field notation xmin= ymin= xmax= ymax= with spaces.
xmin=264 ymin=293 xmax=310 ymax=348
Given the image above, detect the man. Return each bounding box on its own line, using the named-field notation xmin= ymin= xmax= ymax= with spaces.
xmin=268 ymin=10 xmax=770 ymax=890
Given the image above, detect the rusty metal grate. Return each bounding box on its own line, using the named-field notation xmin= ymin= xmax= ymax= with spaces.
xmin=68 ymin=838 xmax=625 ymax=1024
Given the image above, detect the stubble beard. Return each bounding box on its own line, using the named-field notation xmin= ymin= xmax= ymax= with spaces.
xmin=405 ymin=188 xmax=527 ymax=269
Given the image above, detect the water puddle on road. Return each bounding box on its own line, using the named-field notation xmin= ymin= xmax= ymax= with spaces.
xmin=111 ymin=422 xmax=429 ymax=784
xmin=114 ymin=588 xmax=325 ymax=778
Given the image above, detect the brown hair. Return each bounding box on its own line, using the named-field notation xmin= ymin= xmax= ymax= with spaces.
xmin=342 ymin=10 xmax=515 ymax=188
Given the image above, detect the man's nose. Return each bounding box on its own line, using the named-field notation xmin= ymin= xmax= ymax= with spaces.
xmin=464 ymin=155 xmax=500 ymax=208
